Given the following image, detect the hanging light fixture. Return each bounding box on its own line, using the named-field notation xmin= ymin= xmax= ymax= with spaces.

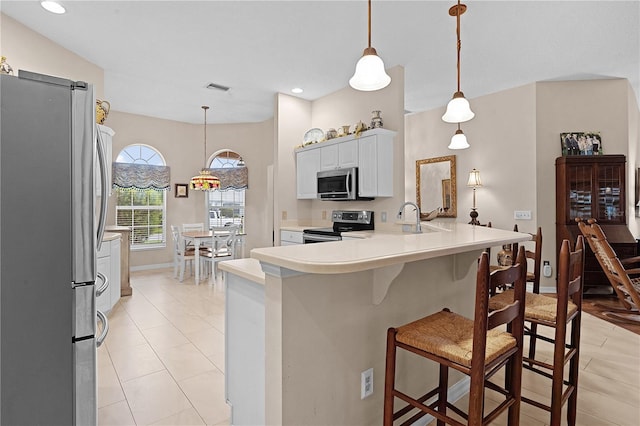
xmin=349 ymin=0 xmax=391 ymax=91
xmin=442 ymin=0 xmax=475 ymax=123
xmin=448 ymin=123 xmax=470 ymax=149
xmin=190 ymin=106 xmax=220 ymax=191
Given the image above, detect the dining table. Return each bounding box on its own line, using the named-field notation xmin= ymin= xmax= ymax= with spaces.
xmin=181 ymin=230 xmax=245 ymax=284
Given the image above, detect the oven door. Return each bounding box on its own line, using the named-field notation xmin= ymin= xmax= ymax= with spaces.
xmin=303 ymin=233 xmax=342 ymax=244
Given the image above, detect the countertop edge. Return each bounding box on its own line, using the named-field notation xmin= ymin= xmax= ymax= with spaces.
xmin=251 ymin=226 xmax=532 ymax=274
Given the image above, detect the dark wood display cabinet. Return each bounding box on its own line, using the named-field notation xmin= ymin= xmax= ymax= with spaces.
xmin=556 ymin=155 xmax=637 ymax=295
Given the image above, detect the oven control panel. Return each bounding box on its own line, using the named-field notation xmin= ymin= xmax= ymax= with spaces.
xmin=331 ymin=210 xmax=373 ymax=225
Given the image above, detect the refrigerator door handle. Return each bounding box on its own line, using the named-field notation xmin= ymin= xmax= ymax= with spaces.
xmin=95 ymin=272 xmax=109 ymax=297
xmin=96 ymin=310 xmax=109 ymax=348
xmin=96 ymin=127 xmax=108 ymax=252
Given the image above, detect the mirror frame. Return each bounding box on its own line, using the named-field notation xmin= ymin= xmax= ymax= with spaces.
xmin=416 ymin=155 xmax=457 ymax=219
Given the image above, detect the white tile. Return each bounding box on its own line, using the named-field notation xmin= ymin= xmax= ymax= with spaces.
xmin=141 ymin=323 xmax=190 ymax=350
xmin=109 ymin=343 xmax=165 ymax=383
xmin=179 ymin=370 xmax=230 ymax=426
xmin=150 ymin=407 xmax=205 ymax=425
xmin=98 ymin=400 xmax=135 ymax=426
xmin=154 ymin=342 xmax=216 ymax=381
xmin=122 ymin=370 xmax=193 ymax=425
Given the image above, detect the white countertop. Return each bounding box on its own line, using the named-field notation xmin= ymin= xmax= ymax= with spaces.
xmin=219 ymin=258 xmax=265 ymax=285
xmin=252 ymin=222 xmax=531 ymax=274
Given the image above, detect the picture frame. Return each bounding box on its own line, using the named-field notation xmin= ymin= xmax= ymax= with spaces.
xmin=175 ymin=183 xmax=189 ymax=198
xmin=560 ymin=132 xmax=602 ymax=156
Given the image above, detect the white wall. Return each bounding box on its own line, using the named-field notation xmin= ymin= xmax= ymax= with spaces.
xmin=405 ymin=78 xmax=640 ymax=290
xmin=108 ymin=111 xmax=274 ymax=267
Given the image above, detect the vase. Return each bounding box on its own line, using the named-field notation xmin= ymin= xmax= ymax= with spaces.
xmin=370 ymin=110 xmax=383 ymax=128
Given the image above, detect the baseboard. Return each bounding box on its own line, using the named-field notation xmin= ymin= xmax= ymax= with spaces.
xmin=538 ymin=285 xmax=556 ymax=294
xmin=411 ymin=377 xmax=471 ymax=426
xmin=130 ymin=262 xmax=173 ymax=272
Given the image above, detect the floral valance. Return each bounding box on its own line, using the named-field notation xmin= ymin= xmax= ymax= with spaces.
xmin=112 ymin=162 xmax=171 ymax=191
xmin=207 ymin=167 xmax=248 ymax=190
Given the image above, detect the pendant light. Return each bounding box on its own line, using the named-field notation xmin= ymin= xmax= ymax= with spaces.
xmin=190 ymin=106 xmax=220 ymax=191
xmin=442 ymin=0 xmax=475 ymax=123
xmin=349 ymin=0 xmax=391 ymax=91
xmin=448 ymin=123 xmax=470 ymax=150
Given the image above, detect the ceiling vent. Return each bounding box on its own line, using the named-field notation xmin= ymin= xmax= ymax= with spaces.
xmin=206 ymin=82 xmax=230 ymax=92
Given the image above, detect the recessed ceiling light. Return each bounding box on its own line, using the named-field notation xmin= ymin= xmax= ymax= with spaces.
xmin=291 ymin=88 xmax=303 ymax=94
xmin=41 ymin=1 xmax=66 ymax=14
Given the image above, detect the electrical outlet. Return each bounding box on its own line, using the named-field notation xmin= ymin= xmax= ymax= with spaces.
xmin=543 ymin=260 xmax=552 ymax=277
xmin=381 ymin=212 xmax=387 ymax=222
xmin=514 ymin=210 xmax=532 ymax=220
xmin=322 ymin=210 xmax=327 ymax=220
xmin=361 ymin=368 xmax=373 ymax=399
xmin=281 ymin=210 xmax=287 ymax=220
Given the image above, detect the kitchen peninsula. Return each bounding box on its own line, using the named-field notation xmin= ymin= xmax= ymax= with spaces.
xmin=219 ymin=223 xmax=530 ymax=425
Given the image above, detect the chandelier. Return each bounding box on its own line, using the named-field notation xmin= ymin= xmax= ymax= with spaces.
xmin=190 ymin=106 xmax=220 ymax=191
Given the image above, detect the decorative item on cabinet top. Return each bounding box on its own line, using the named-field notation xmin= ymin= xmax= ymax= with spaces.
xmin=0 ymin=56 xmax=14 ymax=75
xmin=96 ymin=99 xmax=111 ymax=124
xmin=560 ymin=132 xmax=602 ymax=156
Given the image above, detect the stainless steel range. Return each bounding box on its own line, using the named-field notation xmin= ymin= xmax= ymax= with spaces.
xmin=303 ymin=210 xmax=374 ymax=244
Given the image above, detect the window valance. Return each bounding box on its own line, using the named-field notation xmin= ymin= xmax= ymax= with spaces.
xmin=208 ymin=167 xmax=248 ymax=190
xmin=112 ymin=162 xmax=171 ymax=191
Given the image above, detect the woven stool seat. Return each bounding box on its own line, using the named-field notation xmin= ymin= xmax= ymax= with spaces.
xmin=489 ymin=289 xmax=577 ymax=323
xmin=396 ymin=310 xmax=516 ymax=367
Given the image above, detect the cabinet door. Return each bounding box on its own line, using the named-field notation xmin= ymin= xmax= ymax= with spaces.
xmin=596 ymin=163 xmax=626 ymax=223
xmin=280 ymin=230 xmax=303 ymax=245
xmin=566 ymin=163 xmax=595 ymax=221
xmin=358 ymin=134 xmax=393 ymax=197
xmin=319 ymin=140 xmax=358 ymax=171
xmin=296 ymin=149 xmax=321 ymax=199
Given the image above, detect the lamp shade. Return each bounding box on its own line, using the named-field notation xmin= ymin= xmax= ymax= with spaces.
xmin=190 ymin=169 xmax=220 ymax=191
xmin=448 ymin=128 xmax=470 ymax=150
xmin=349 ymin=48 xmax=391 ymax=91
xmin=442 ymin=92 xmax=475 ymax=123
xmin=467 ymin=168 xmax=482 ymax=187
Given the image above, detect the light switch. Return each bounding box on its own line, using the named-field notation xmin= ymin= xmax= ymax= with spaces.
xmin=514 ymin=210 xmax=532 ymax=220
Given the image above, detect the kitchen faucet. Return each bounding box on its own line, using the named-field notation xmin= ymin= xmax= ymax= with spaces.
xmin=397 ymin=201 xmax=422 ymax=233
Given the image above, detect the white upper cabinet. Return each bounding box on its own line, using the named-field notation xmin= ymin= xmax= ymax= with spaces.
xmin=320 ymin=139 xmax=358 ymax=170
xmin=296 ymin=148 xmax=321 ymax=199
xmin=295 ymin=128 xmax=395 ymax=199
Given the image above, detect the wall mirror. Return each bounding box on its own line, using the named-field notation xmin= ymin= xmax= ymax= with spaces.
xmin=416 ymin=155 xmax=457 ymax=219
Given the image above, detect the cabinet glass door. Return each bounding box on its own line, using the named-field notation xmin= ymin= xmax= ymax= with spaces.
xmin=597 ymin=164 xmax=624 ymax=222
xmin=568 ymin=165 xmax=593 ymax=220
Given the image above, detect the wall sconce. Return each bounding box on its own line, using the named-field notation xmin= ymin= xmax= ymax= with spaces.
xmin=467 ymin=168 xmax=482 ymax=225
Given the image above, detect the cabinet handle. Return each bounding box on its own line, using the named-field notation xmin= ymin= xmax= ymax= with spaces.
xmin=96 ymin=272 xmax=109 ymax=297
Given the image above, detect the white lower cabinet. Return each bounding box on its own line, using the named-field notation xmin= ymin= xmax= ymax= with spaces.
xmin=96 ymin=235 xmax=121 ymax=313
xmin=280 ymin=230 xmax=303 ymax=245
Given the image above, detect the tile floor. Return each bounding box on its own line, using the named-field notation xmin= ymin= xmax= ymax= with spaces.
xmin=99 ymin=268 xmax=640 ymax=425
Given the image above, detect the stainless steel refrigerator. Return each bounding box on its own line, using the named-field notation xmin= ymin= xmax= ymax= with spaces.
xmin=1 ymin=70 xmax=109 ymax=425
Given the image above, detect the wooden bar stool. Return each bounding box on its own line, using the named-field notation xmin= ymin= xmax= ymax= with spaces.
xmin=383 ymin=247 xmax=527 ymax=426
xmin=489 ymin=236 xmax=584 ymax=426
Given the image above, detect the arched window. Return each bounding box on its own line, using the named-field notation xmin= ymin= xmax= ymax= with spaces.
xmin=206 ymin=150 xmax=246 ymax=231
xmin=114 ymin=144 xmax=168 ymax=249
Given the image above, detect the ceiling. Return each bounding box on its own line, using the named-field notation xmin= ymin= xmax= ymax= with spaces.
xmin=2 ymin=1 xmax=639 ymax=124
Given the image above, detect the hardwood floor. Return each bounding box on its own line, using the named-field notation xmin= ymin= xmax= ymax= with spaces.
xmin=582 ymin=296 xmax=640 ymax=336
xmin=98 ymin=268 xmax=640 ymax=425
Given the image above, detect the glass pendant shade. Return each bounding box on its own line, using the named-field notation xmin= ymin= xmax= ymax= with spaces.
xmin=448 ymin=128 xmax=470 ymax=150
xmin=349 ymin=48 xmax=391 ymax=91
xmin=190 ymin=169 xmax=220 ymax=190
xmin=190 ymin=105 xmax=220 ymax=191
xmin=442 ymin=92 xmax=475 ymax=123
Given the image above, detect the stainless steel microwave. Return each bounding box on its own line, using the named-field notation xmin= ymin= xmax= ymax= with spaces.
xmin=317 ymin=167 xmax=372 ymax=201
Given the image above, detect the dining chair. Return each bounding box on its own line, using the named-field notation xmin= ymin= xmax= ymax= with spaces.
xmin=170 ymin=225 xmax=196 ymax=281
xmin=384 ymin=247 xmax=527 ymax=425
xmin=201 ymin=225 xmax=239 ymax=281
xmin=182 ymin=222 xmax=205 ymax=249
xmin=489 ymin=236 xmax=584 ymax=426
